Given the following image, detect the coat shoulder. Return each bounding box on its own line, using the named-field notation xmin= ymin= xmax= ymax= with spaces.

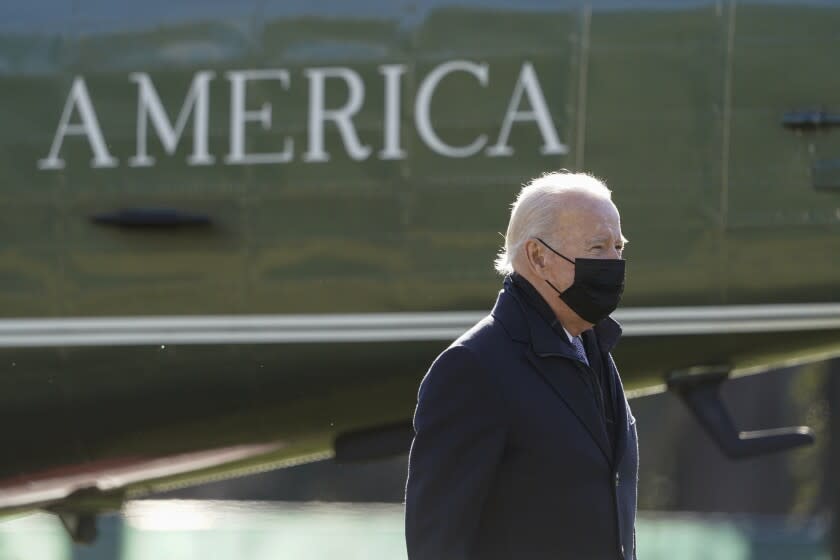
xmin=453 ymin=313 xmax=515 ymax=355
xmin=447 ymin=313 xmax=522 ymax=377
xmin=416 ymin=320 xmax=511 ymax=430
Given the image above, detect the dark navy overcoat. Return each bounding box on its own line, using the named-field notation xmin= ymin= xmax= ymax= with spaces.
xmin=405 ymin=276 xmax=638 ymax=560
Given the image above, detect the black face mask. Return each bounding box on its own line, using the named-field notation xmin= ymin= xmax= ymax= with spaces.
xmin=536 ymin=238 xmax=626 ymax=324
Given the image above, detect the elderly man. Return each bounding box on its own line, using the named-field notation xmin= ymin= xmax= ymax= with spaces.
xmin=405 ymin=171 xmax=637 ymax=560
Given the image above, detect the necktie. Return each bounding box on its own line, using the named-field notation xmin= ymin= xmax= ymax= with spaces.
xmin=570 ymin=335 xmax=589 ymax=366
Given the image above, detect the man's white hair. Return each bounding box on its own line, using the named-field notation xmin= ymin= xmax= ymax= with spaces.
xmin=494 ymin=171 xmax=613 ymax=275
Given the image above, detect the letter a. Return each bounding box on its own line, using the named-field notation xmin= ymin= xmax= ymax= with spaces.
xmin=38 ymin=77 xmax=117 ymax=169
xmin=486 ymin=62 xmax=568 ymax=157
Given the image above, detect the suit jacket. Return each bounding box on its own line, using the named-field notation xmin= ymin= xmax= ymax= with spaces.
xmin=405 ymin=276 xmax=638 ymax=560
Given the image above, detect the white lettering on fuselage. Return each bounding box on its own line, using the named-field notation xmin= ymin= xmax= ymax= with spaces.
xmin=38 ymin=77 xmax=118 ymax=169
xmin=225 ymin=69 xmax=293 ymax=165
xmin=303 ymin=67 xmax=371 ymax=163
xmin=37 ymin=60 xmax=568 ymax=169
xmin=487 ymin=62 xmax=568 ymax=157
xmin=415 ymin=60 xmax=490 ymax=158
xmin=129 ymin=71 xmax=215 ymax=167
xmin=379 ymin=64 xmax=408 ymax=161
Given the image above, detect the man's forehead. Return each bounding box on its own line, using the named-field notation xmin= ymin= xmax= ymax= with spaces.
xmin=547 ymin=204 xmax=622 ymax=245
xmin=553 ymin=191 xmax=618 ymax=215
xmin=551 ymin=201 xmax=620 ymax=229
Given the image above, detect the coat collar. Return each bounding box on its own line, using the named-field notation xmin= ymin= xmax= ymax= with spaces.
xmin=495 ymin=274 xmax=623 ymax=356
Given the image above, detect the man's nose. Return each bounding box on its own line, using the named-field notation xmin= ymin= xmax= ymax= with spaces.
xmin=606 ymin=247 xmax=622 ymax=259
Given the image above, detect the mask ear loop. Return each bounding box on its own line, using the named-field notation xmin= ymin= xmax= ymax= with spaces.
xmin=535 ymin=238 xmax=576 ymax=265
xmin=535 ymin=238 xmax=575 ymax=298
xmin=544 ymin=278 xmax=566 ymax=297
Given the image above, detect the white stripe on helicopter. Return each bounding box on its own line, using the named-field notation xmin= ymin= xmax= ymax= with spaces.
xmin=1 ymin=303 xmax=839 ymax=347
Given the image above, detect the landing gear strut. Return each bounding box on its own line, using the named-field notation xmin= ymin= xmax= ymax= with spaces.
xmin=667 ymin=366 xmax=814 ymax=459
xmin=46 ymin=486 xmax=122 ymax=545
xmin=56 ymin=512 xmax=98 ymax=544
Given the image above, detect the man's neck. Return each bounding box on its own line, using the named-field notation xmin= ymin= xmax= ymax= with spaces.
xmin=510 ymin=271 xmax=560 ymax=331
xmin=514 ymin=270 xmax=591 ymax=337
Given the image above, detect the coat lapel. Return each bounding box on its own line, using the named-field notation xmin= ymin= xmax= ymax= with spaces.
xmin=526 ymin=349 xmax=613 ymax=465
xmin=585 ymin=330 xmax=631 ymax=468
xmin=607 ymin=353 xmax=630 ymax=467
xmin=582 ymin=330 xmax=616 ymax=456
xmin=591 ymin=314 xmax=629 ymax=466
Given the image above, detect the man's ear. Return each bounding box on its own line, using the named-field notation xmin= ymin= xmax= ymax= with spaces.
xmin=525 ymin=239 xmax=546 ymax=273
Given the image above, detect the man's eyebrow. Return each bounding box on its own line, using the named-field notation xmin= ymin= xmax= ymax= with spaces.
xmin=586 ymin=235 xmax=629 ymax=245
